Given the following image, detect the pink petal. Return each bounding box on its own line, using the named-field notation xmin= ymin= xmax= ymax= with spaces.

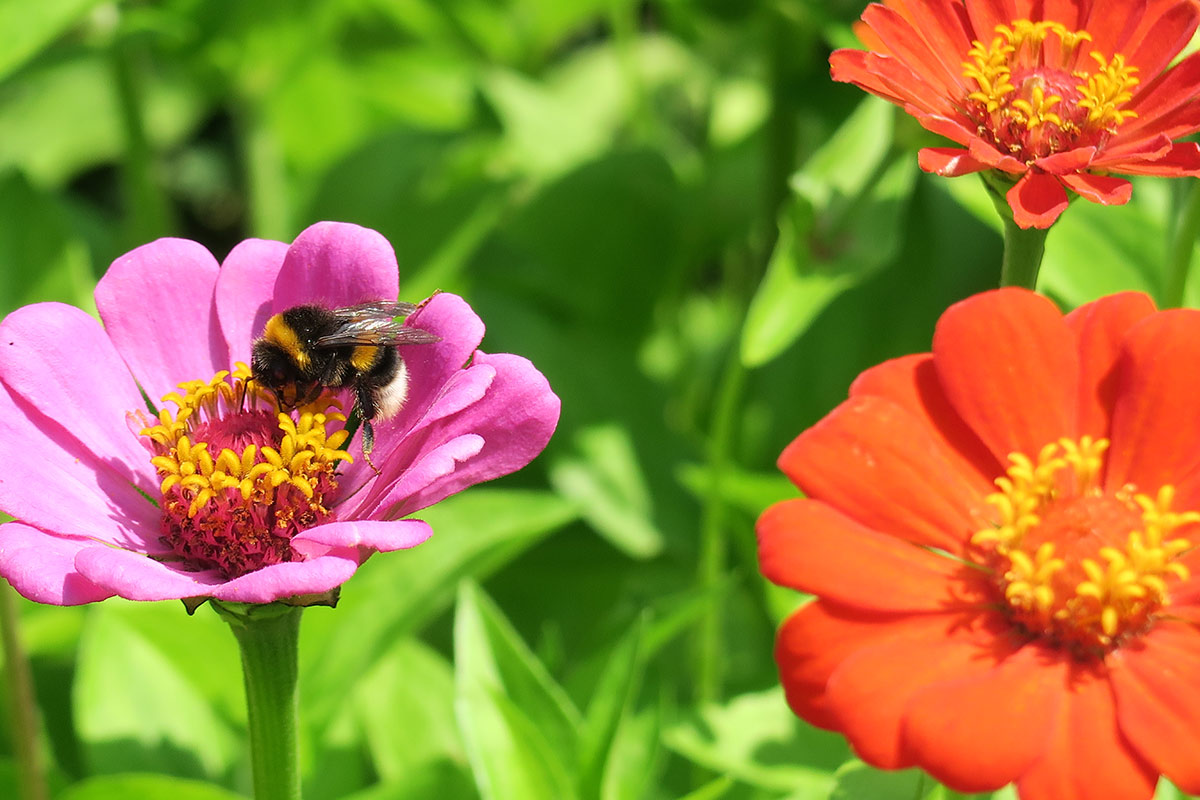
xmin=1007 ymin=171 xmax=1070 ymax=229
xmin=214 ymin=238 xmax=290 ymax=366
xmin=73 ymin=546 xmax=226 ymax=601
xmin=0 ymin=523 xmax=113 ymax=605
xmin=291 ymin=518 xmax=433 ymax=557
xmin=211 ymin=552 xmax=361 ymax=603
xmin=340 ymin=363 xmax=496 ymax=506
xmin=0 ymin=381 xmax=162 ymax=552
xmin=0 ymin=303 xmax=153 ymax=479
xmin=386 ymin=352 xmax=559 ymax=518
xmin=345 ymin=434 xmax=485 ymax=521
xmin=336 ymin=295 xmax=488 ymax=493
xmin=94 ymin=238 xmax=224 ymax=404
xmin=272 ymin=222 xmax=401 ymax=312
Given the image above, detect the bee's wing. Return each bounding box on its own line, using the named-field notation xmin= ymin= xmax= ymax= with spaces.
xmin=313 ymin=302 xmax=440 ymax=348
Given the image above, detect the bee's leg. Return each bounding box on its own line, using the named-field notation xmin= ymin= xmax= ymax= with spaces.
xmin=355 ymin=382 xmax=383 ymax=476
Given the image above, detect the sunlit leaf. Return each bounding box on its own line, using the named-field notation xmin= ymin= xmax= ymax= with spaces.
xmin=56 ymin=774 xmax=246 ymax=800
xmin=0 ymin=0 xmax=105 ymax=81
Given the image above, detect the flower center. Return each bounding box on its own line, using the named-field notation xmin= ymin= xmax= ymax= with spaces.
xmin=139 ymin=364 xmax=352 ymax=579
xmin=971 ymin=437 xmax=1197 ymax=657
xmin=961 ymin=20 xmax=1139 ymax=161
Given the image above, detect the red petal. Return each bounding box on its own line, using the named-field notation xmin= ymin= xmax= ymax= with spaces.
xmin=932 ymin=288 xmax=1079 ymax=466
xmin=1006 ymin=170 xmax=1070 ymax=228
xmin=756 ymin=499 xmax=984 ymax=609
xmin=1112 ymin=142 xmax=1200 ymax=176
xmin=849 ymin=353 xmax=1001 ymax=488
xmin=860 ymin=3 xmax=967 ymax=99
xmin=918 ymin=146 xmax=989 ymax=176
xmin=830 ymin=50 xmax=962 ymax=118
xmin=964 ymin=0 xmax=1015 ymax=40
xmin=1123 ymin=52 xmax=1200 ymax=139
xmin=901 ymin=643 xmax=1065 ymax=793
xmin=825 ymin=609 xmax=1016 ymax=769
xmin=1123 ymin=1 xmax=1200 ymax=84
xmin=1062 ymin=292 xmax=1157 ymax=440
xmin=775 ymin=601 xmax=903 ymax=730
xmin=777 ymin=395 xmax=990 ymax=553
xmin=1016 ymin=664 xmax=1158 ymax=800
xmin=1105 ymin=309 xmax=1200 ymax=497
xmin=1110 ymin=621 xmax=1200 ymax=794
xmin=968 ymin=136 xmax=1028 ymax=172
xmin=890 ymin=0 xmax=974 ymax=82
xmin=1034 ymin=146 xmax=1096 ymax=174
xmin=1059 ymin=172 xmax=1133 ymax=205
xmin=1085 ymin=0 xmax=1144 ymax=64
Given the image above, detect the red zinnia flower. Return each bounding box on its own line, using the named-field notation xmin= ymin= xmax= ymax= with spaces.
xmin=830 ymin=0 xmax=1200 ymax=228
xmin=758 ymin=288 xmax=1200 ymax=799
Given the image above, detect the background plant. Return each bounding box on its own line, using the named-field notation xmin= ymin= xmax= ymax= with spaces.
xmin=1 ymin=1 xmax=1198 ymax=799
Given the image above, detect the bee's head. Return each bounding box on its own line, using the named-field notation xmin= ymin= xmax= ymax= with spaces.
xmin=250 ymin=338 xmax=310 ymax=409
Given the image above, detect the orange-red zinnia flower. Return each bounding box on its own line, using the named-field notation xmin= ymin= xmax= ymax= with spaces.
xmin=758 ymin=288 xmax=1200 ymax=799
xmin=831 ymin=0 xmax=1200 ymax=228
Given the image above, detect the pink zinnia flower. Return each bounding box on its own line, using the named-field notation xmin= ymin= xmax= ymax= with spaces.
xmin=0 ymin=222 xmax=560 ymax=606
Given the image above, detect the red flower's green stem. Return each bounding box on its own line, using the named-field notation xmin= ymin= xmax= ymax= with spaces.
xmin=983 ymin=183 xmax=1049 ymax=289
xmin=1164 ymin=179 xmax=1200 ymax=308
xmin=214 ymin=601 xmax=302 ymax=800
xmin=0 ymin=580 xmax=48 ymax=800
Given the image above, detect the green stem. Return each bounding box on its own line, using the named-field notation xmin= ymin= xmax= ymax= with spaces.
xmin=0 ymin=581 xmax=48 ymax=800
xmin=985 ymin=183 xmax=1049 ymax=289
xmin=1164 ymin=179 xmax=1200 ymax=308
xmin=695 ymin=351 xmax=747 ymax=705
xmin=214 ymin=602 xmax=302 ymax=800
xmin=240 ymin=107 xmax=292 ymax=241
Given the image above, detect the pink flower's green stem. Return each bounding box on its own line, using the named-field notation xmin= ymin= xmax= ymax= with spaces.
xmin=0 ymin=580 xmax=48 ymax=800
xmin=1164 ymin=179 xmax=1200 ymax=308
xmin=984 ymin=176 xmax=1050 ymax=290
xmin=214 ymin=601 xmax=302 ymax=800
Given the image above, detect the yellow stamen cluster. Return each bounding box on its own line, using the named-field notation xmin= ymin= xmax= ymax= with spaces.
xmin=971 ymin=437 xmax=1197 ymax=652
xmin=961 ymin=19 xmax=1139 ymax=150
xmin=140 ymin=364 xmax=351 ymax=518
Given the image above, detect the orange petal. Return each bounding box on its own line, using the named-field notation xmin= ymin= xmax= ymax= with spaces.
xmin=775 ymin=601 xmax=905 ymax=730
xmin=1110 ymin=621 xmax=1200 ymax=794
xmin=849 ymin=353 xmax=1000 ymax=489
xmin=1007 ymin=170 xmax=1070 ymax=228
xmin=777 ymin=395 xmax=990 ymax=554
xmin=757 ymin=498 xmax=983 ymax=610
xmin=901 ymin=643 xmax=1065 ymax=793
xmin=1062 ymin=291 xmax=1157 ymax=440
xmin=1105 ymin=309 xmax=1200 ymax=498
xmin=932 ymin=288 xmax=1078 ymax=465
xmin=1060 ymin=173 xmax=1132 ymax=206
xmin=1016 ymin=663 xmax=1158 ymax=800
xmin=918 ymin=147 xmax=989 ymax=176
xmin=825 ymin=608 xmax=1016 ymax=768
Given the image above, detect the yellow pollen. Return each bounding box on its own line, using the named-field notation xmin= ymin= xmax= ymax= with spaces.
xmin=961 ymin=19 xmax=1138 ymax=161
xmin=138 ymin=364 xmax=351 ymax=520
xmin=971 ymin=437 xmax=1197 ymax=655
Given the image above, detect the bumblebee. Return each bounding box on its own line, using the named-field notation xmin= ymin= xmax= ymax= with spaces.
xmin=250 ymin=301 xmax=440 ymax=461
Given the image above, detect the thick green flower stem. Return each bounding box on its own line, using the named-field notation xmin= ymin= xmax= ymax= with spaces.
xmin=1164 ymin=179 xmax=1200 ymax=308
xmin=215 ymin=602 xmax=303 ymax=800
xmin=984 ymin=177 xmax=1050 ymax=289
xmin=0 ymin=580 xmax=48 ymax=800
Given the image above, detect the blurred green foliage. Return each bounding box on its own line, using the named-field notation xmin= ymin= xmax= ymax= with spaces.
xmin=0 ymin=1 xmax=1197 ymax=799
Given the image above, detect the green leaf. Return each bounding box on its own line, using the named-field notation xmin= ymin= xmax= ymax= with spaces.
xmin=579 ymin=616 xmax=644 ymax=799
xmin=550 ymin=424 xmax=664 ymax=559
xmin=663 ymin=688 xmax=846 ymax=794
xmin=338 ymin=762 xmax=477 ymax=800
xmin=356 ymin=638 xmax=464 ymax=782
xmin=673 ymin=776 xmax=735 ymax=800
xmin=56 ymin=774 xmax=247 ymax=800
xmin=300 ymin=488 xmax=578 ymax=729
xmin=455 ymin=582 xmax=580 ymax=800
xmin=0 ymin=169 xmax=94 ymax=313
xmin=829 ymin=760 xmax=923 ymax=800
xmin=598 ymin=705 xmax=661 ymax=800
xmin=676 ymin=461 xmax=798 ymax=518
xmin=741 ymin=97 xmax=917 ymax=367
xmin=73 ymin=603 xmax=239 ymax=780
xmin=0 ymin=0 xmax=104 ymax=81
